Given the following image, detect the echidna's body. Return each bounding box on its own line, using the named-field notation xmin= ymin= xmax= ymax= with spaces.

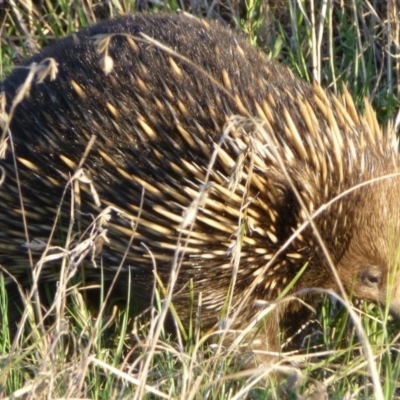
xmin=2 ymin=14 xmax=400 ymax=356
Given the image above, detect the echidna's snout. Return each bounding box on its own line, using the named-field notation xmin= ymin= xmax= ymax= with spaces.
xmin=386 ymin=269 xmax=400 ymax=322
xmin=389 ymin=298 xmax=400 ymax=323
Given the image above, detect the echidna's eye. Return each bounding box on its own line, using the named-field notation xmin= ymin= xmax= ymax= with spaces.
xmin=359 ymin=267 xmax=382 ymax=288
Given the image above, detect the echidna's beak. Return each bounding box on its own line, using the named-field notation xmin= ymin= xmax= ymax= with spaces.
xmin=388 ymin=279 xmax=400 ymax=322
xmin=389 ymin=301 xmax=400 ymax=322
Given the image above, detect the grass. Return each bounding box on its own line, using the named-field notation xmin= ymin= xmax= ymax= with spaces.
xmin=1 ymin=0 xmax=400 ymax=398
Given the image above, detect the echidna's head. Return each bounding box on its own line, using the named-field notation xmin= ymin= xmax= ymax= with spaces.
xmin=333 ymin=176 xmax=400 ymax=320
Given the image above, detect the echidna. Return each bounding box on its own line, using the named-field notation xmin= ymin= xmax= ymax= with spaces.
xmin=1 ymin=13 xmax=400 ymax=358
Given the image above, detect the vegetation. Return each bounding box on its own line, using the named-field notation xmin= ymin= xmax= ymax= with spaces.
xmin=0 ymin=0 xmax=399 ymax=398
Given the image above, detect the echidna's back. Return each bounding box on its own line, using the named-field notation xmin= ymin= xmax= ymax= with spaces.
xmin=4 ymin=14 xmax=306 ymax=330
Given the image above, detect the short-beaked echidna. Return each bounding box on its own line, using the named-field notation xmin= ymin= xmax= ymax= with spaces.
xmin=1 ymin=13 xmax=400 ymax=357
